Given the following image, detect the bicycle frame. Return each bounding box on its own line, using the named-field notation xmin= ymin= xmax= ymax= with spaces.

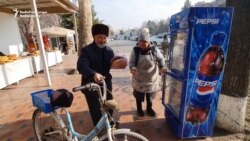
xmin=50 ymin=80 xmax=115 ymax=141
xmin=51 ymin=108 xmax=113 ymax=141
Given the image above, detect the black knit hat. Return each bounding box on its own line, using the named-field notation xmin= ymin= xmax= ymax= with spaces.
xmin=92 ymin=23 xmax=109 ymax=37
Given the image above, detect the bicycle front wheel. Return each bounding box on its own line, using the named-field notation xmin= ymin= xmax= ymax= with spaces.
xmin=99 ymin=129 xmax=149 ymax=141
xmin=32 ymin=109 xmax=68 ymax=141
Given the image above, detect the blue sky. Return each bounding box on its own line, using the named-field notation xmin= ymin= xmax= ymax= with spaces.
xmin=92 ymin=0 xmax=214 ymax=30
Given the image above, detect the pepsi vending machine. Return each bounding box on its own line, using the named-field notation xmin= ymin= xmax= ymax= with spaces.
xmin=162 ymin=7 xmax=233 ymax=138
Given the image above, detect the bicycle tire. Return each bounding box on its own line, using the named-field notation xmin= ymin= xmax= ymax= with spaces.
xmin=32 ymin=109 xmax=68 ymax=141
xmin=98 ymin=129 xmax=149 ymax=141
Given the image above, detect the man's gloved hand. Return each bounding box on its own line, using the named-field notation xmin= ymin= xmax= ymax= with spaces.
xmin=130 ymin=67 xmax=138 ymax=75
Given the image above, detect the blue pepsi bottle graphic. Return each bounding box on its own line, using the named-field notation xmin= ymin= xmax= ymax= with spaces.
xmin=186 ymin=32 xmax=226 ymax=125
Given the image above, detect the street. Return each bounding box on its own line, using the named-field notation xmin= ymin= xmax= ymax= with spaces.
xmin=108 ymin=40 xmax=136 ymax=53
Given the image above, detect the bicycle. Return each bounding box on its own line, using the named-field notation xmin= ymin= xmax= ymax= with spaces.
xmin=31 ymin=80 xmax=149 ymax=141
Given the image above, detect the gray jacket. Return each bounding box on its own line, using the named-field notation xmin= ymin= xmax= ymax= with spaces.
xmin=129 ymin=46 xmax=165 ymax=93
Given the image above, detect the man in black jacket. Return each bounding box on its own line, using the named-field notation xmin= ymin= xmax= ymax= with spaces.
xmin=77 ymin=23 xmax=118 ymax=126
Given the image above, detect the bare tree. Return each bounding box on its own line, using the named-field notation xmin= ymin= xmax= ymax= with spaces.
xmin=78 ymin=0 xmax=93 ymax=55
xmin=182 ymin=0 xmax=191 ymax=11
xmin=17 ymin=14 xmax=60 ymax=50
xmin=17 ymin=17 xmax=34 ymax=51
xmin=222 ymin=0 xmax=250 ymax=97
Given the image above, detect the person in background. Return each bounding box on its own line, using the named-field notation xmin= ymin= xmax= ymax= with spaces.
xmin=161 ymin=34 xmax=169 ymax=58
xmin=77 ymin=23 xmax=125 ymax=126
xmin=129 ymin=28 xmax=167 ymax=117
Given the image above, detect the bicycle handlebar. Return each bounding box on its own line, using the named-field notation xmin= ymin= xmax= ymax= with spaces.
xmin=72 ymin=83 xmax=95 ymax=92
xmin=72 ymin=80 xmax=107 ymax=101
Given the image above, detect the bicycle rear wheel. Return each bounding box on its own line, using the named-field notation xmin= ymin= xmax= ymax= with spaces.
xmin=32 ymin=109 xmax=68 ymax=141
xmin=99 ymin=129 xmax=149 ymax=141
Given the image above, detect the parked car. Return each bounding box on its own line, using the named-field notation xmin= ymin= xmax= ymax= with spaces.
xmin=130 ymin=36 xmax=139 ymax=41
xmin=150 ymin=32 xmax=170 ymax=46
xmin=107 ymin=37 xmax=114 ymax=43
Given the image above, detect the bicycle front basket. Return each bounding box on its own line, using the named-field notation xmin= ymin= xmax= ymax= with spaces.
xmin=31 ymin=89 xmax=59 ymax=113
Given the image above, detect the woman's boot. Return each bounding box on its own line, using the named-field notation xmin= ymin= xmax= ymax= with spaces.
xmin=136 ymin=98 xmax=144 ymax=116
xmin=146 ymin=94 xmax=156 ymax=117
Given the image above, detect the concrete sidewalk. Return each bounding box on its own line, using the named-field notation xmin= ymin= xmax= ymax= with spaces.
xmin=0 ymin=54 xmax=247 ymax=141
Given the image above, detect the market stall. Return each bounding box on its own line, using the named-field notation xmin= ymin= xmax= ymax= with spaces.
xmin=0 ymin=57 xmax=34 ymax=89
xmin=32 ymin=50 xmax=62 ymax=74
xmin=0 ymin=0 xmax=78 ymax=88
xmin=38 ymin=26 xmax=76 ymax=54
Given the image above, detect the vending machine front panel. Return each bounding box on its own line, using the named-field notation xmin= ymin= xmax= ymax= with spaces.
xmin=163 ymin=7 xmax=233 ymax=139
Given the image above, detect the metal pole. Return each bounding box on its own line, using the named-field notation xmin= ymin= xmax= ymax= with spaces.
xmin=73 ymin=13 xmax=79 ymax=53
xmin=31 ymin=0 xmax=51 ymax=86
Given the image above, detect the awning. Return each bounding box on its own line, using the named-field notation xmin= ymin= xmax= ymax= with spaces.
xmin=33 ymin=26 xmax=75 ymax=37
xmin=0 ymin=0 xmax=78 ymax=14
